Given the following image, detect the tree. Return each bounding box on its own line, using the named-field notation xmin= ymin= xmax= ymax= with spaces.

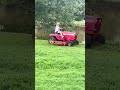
xmin=35 ymin=0 xmax=85 ymax=32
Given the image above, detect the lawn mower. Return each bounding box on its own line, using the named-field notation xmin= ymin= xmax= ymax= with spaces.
xmin=85 ymin=15 xmax=105 ymax=47
xmin=48 ymin=31 xmax=79 ymax=46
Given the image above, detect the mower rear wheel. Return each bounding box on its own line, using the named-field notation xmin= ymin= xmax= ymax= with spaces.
xmin=68 ymin=40 xmax=74 ymax=46
xmin=85 ymin=35 xmax=92 ymax=48
xmin=48 ymin=36 xmax=57 ymax=44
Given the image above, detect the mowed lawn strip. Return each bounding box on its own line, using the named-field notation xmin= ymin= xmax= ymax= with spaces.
xmin=35 ymin=40 xmax=85 ymax=90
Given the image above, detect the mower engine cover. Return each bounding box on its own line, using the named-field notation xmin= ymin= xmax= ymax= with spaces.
xmin=62 ymin=31 xmax=77 ymax=40
xmin=49 ymin=31 xmax=77 ymax=41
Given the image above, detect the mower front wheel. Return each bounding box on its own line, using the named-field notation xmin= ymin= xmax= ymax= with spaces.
xmin=68 ymin=40 xmax=74 ymax=46
xmin=48 ymin=36 xmax=57 ymax=44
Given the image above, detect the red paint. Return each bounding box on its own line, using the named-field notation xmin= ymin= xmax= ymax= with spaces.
xmin=85 ymin=15 xmax=102 ymax=40
xmin=49 ymin=31 xmax=78 ymax=46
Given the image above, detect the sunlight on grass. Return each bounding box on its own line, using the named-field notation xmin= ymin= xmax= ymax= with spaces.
xmin=35 ymin=40 xmax=85 ymax=90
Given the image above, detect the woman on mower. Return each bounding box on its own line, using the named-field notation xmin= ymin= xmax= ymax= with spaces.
xmin=54 ymin=22 xmax=64 ymax=38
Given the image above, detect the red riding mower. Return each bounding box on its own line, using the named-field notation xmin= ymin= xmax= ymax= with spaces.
xmin=85 ymin=15 xmax=105 ymax=47
xmin=48 ymin=31 xmax=79 ymax=46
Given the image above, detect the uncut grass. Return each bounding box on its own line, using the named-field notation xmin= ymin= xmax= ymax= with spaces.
xmin=0 ymin=32 xmax=34 ymax=90
xmin=35 ymin=40 xmax=85 ymax=90
xmin=86 ymin=44 xmax=120 ymax=89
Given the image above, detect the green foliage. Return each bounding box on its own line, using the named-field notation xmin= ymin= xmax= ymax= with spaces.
xmin=35 ymin=0 xmax=85 ymax=31
xmin=35 ymin=40 xmax=85 ymax=90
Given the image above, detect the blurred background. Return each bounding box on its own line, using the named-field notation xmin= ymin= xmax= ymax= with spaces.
xmin=0 ymin=0 xmax=34 ymax=33
xmin=86 ymin=0 xmax=120 ymax=44
xmin=35 ymin=0 xmax=85 ymax=43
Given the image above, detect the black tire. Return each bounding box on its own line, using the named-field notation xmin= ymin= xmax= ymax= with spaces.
xmin=68 ymin=40 xmax=74 ymax=46
xmin=95 ymin=34 xmax=105 ymax=44
xmin=48 ymin=36 xmax=57 ymax=44
xmin=85 ymin=35 xmax=92 ymax=48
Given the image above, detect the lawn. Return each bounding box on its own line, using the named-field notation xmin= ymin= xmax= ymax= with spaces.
xmin=0 ymin=32 xmax=34 ymax=90
xmin=86 ymin=44 xmax=120 ymax=89
xmin=35 ymin=40 xmax=85 ymax=90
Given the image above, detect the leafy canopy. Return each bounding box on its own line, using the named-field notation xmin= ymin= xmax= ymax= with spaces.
xmin=35 ymin=0 xmax=85 ymax=29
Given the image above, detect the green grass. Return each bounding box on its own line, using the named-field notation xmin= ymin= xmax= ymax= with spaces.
xmin=86 ymin=44 xmax=120 ymax=89
xmin=0 ymin=32 xmax=34 ymax=90
xmin=35 ymin=40 xmax=85 ymax=90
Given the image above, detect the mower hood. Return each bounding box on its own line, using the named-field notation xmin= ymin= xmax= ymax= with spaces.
xmin=62 ymin=31 xmax=76 ymax=36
